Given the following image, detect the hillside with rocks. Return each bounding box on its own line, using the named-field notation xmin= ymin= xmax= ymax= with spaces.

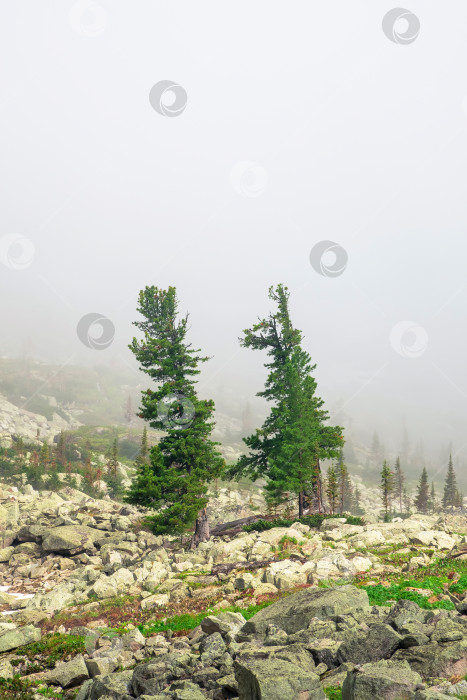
xmin=0 ymin=474 xmax=465 ymax=699
xmin=0 ymin=360 xmax=466 ymax=699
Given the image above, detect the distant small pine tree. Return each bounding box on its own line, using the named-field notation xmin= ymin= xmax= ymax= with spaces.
xmin=106 ymin=470 xmax=125 ymax=500
xmin=326 ymin=465 xmax=339 ymax=514
xmin=46 ymin=470 xmax=62 ymax=491
xmin=336 ymin=450 xmax=353 ymax=513
xmin=39 ymin=441 xmax=49 ymax=471
xmin=15 ymin=436 xmax=24 ymax=456
xmin=403 ymin=486 xmax=411 ymax=514
xmin=353 ymin=485 xmax=364 ymax=515
xmin=443 ymin=454 xmax=457 ymax=510
xmin=56 ymin=431 xmax=66 ymax=466
xmin=135 ymin=427 xmax=149 ymax=468
xmin=64 ymin=473 xmax=78 ymax=490
xmin=380 ymin=460 xmax=394 ymax=516
xmin=83 ymin=455 xmax=95 ymax=487
xmin=106 ymin=438 xmax=119 ymax=477
xmin=393 ymin=457 xmax=405 ymax=514
xmin=414 ymin=467 xmax=430 ymax=513
xmin=428 ymin=481 xmax=437 ymax=514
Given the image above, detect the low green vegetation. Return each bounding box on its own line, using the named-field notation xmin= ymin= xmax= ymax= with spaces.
xmin=356 ymin=556 xmax=467 ymax=609
xmin=13 ymin=633 xmax=86 ymax=670
xmin=0 ymin=677 xmax=67 ymax=700
xmin=361 ymin=582 xmax=454 ymax=609
xmin=324 ymin=688 xmax=342 ymax=700
xmin=174 ymin=570 xmax=210 ymax=580
xmin=139 ymin=599 xmax=278 ymax=636
xmin=243 ymin=513 xmax=364 ymax=533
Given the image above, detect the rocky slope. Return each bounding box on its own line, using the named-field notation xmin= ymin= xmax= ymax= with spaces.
xmin=0 ymin=394 xmax=81 ymax=446
xmin=0 ymin=476 xmax=465 ymax=698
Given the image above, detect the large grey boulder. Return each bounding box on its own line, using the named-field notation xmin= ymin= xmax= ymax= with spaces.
xmin=342 ymin=659 xmax=422 ymax=700
xmin=337 ymin=623 xmax=402 ymax=664
xmin=234 ymin=643 xmax=325 ymax=700
xmin=240 ymin=585 xmax=370 ymax=636
xmin=85 ymin=656 xmax=119 ymax=678
xmin=88 ymin=670 xmax=133 ymax=700
xmin=393 ymin=639 xmax=467 ymax=679
xmin=46 ymin=654 xmax=89 ymax=688
xmin=0 ymin=546 xmax=14 ymax=562
xmin=0 ymin=624 xmax=41 ymax=652
xmin=131 ymin=653 xmax=194 ymax=696
xmin=201 ymin=611 xmax=246 ymax=637
xmin=41 ymin=525 xmax=100 ymax=554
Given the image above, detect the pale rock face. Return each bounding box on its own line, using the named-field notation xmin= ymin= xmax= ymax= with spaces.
xmin=209 ymin=533 xmax=256 ymax=562
xmin=252 ymin=582 xmax=279 ymax=596
xmin=107 ymin=567 xmax=135 ymax=592
xmin=89 ymin=575 xmax=118 ymax=599
xmin=102 ymin=550 xmax=123 ymax=567
xmin=348 ymin=529 xmax=386 ymax=548
xmin=262 ymin=559 xmax=308 ymax=589
xmin=140 ymin=593 xmax=170 ymax=610
xmin=256 ymin=527 xmax=305 ymax=546
xmin=289 ymin=521 xmax=311 ymax=534
xmin=250 ymin=539 xmax=274 ymax=558
xmin=409 ymin=529 xmax=457 ymax=550
xmin=351 ymin=556 xmax=373 ymax=572
xmin=133 ymin=561 xmax=169 ymax=588
xmin=315 ymin=558 xmax=341 ymax=579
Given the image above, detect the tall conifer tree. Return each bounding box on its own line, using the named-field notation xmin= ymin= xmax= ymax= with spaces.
xmin=227 ymin=284 xmax=343 ymax=515
xmin=126 ymin=286 xmax=224 ymax=545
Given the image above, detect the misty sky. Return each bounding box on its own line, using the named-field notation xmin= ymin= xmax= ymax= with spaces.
xmin=1 ymin=1 xmax=467 ymax=468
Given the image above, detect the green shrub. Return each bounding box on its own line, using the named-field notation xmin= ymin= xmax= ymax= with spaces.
xmin=243 ymin=513 xmax=363 ymax=533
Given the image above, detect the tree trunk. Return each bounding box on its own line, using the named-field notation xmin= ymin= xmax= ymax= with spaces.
xmin=309 ymin=460 xmax=326 ymax=513
xmin=190 ymin=508 xmax=210 ymax=548
xmin=298 ymin=491 xmax=305 ymax=518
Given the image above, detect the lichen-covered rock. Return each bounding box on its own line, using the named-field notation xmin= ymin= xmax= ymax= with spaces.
xmin=87 ymin=670 xmax=133 ymax=700
xmin=234 ymin=644 xmax=325 ymax=700
xmin=46 ymin=654 xmax=89 ymax=688
xmin=0 ymin=623 xmax=41 ymax=652
xmin=131 ymin=654 xmax=194 ymax=696
xmin=392 ymin=639 xmax=467 ymax=679
xmin=342 ymin=659 xmax=422 ymax=700
xmin=201 ymin=611 xmax=246 ymax=637
xmin=241 ymin=585 xmax=370 ymax=636
xmin=41 ymin=525 xmax=100 ymax=554
xmin=337 ymin=623 xmax=402 ymax=665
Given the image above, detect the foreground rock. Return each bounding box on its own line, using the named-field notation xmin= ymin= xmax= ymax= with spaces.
xmin=65 ymin=585 xmax=467 ymax=700
xmin=240 ymin=584 xmax=370 ymax=635
xmin=342 ymin=659 xmax=422 ymax=700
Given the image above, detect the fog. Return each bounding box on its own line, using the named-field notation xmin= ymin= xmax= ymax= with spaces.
xmin=1 ymin=1 xmax=467 ymax=477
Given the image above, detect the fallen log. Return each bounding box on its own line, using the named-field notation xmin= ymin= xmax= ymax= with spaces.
xmin=210 ymin=515 xmax=270 ymax=537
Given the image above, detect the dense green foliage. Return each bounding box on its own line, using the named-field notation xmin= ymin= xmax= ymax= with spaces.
xmin=125 ymin=286 xmax=224 ymax=535
xmin=243 ymin=513 xmax=364 ymax=532
xmin=323 ymin=688 xmax=342 ymax=700
xmin=228 ymin=284 xmax=343 ymax=514
xmin=139 ymin=599 xmax=276 ymax=636
xmin=13 ymin=632 xmax=86 ymax=668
